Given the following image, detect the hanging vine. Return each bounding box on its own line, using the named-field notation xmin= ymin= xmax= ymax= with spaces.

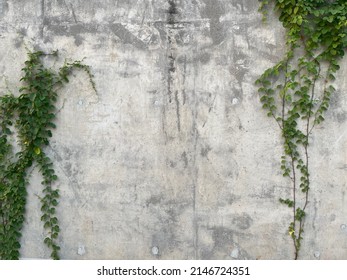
xmin=256 ymin=0 xmax=347 ymax=259
xmin=0 ymin=50 xmax=95 ymax=259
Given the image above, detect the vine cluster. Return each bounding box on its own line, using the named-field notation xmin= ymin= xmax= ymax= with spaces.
xmin=0 ymin=50 xmax=95 ymax=259
xmin=257 ymin=0 xmax=347 ymax=259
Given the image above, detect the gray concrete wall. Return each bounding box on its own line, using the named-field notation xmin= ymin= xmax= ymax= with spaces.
xmin=0 ymin=0 xmax=346 ymax=259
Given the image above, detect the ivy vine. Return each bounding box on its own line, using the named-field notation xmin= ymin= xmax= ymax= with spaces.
xmin=256 ymin=0 xmax=347 ymax=259
xmin=0 ymin=50 xmax=95 ymax=259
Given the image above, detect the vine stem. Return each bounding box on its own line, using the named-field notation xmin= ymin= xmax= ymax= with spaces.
xmin=296 ymin=60 xmax=321 ymax=249
xmin=281 ymin=59 xmax=300 ymax=259
xmin=290 ymin=154 xmax=298 ymax=260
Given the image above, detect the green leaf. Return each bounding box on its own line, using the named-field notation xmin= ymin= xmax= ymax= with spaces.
xmin=297 ymin=16 xmax=303 ymax=25
xmin=44 ymin=237 xmax=52 ymax=245
xmin=53 ymin=225 xmax=60 ymax=232
xmin=34 ymin=147 xmax=41 ymax=155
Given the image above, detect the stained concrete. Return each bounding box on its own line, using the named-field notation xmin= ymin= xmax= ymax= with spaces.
xmin=0 ymin=0 xmax=346 ymax=259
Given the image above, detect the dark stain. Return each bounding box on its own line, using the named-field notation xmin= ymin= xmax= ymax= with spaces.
xmin=197 ymin=52 xmax=211 ymax=64
xmin=69 ymin=24 xmax=86 ymax=35
xmin=150 ymin=199 xmax=190 ymax=256
xmin=74 ymin=34 xmax=84 ymax=46
xmin=339 ymin=164 xmax=347 ymax=170
xmin=169 ymin=160 xmax=177 ymax=168
xmin=46 ymin=22 xmax=92 ymax=35
xmin=232 ymin=213 xmax=253 ymax=230
xmin=146 ymin=195 xmax=163 ymax=207
xmin=200 ymin=248 xmax=213 ymax=260
xmin=231 ymin=49 xmax=249 ymax=82
xmin=64 ymin=162 xmax=72 ymax=175
xmin=167 ymin=0 xmax=179 ymax=25
xmin=18 ymin=28 xmax=27 ymax=36
xmin=181 ymin=151 xmax=188 ymax=168
xmin=161 ymin=101 xmax=169 ymax=144
xmin=343 ymin=191 xmax=345 ymax=203
xmin=117 ymin=59 xmax=142 ymax=78
xmin=200 ymin=144 xmax=212 ymax=158
xmin=166 ymin=0 xmax=179 ymax=104
xmin=200 ymin=226 xmax=234 ymax=259
xmin=312 ymin=199 xmax=318 ymax=231
xmin=328 ymin=92 xmax=346 ymax=123
xmin=176 ymin=55 xmax=187 ymax=64
xmin=14 ymin=38 xmax=23 ymax=49
xmin=176 ymin=52 xmax=211 ymax=65
xmin=0 ymin=0 xmax=9 ymax=16
xmin=111 ymin=23 xmax=147 ymax=50
xmin=212 ymin=227 xmax=234 ymax=247
xmin=45 ymin=22 xmax=148 ymax=49
xmin=328 ymin=90 xmax=341 ymax=110
xmin=330 ymin=214 xmax=336 ymax=222
xmin=174 ymin=90 xmax=181 ymax=131
xmin=201 ymin=0 xmax=226 ymax=45
xmin=44 ymin=23 xmax=97 ymax=46
xmin=182 ymin=55 xmax=187 ymax=105
xmin=201 ymin=226 xmax=252 ymax=259
xmin=167 ymin=53 xmax=175 ymax=104
xmin=69 ymin=3 xmax=78 ymax=23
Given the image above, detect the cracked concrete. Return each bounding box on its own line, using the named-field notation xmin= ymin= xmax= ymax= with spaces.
xmin=0 ymin=0 xmax=346 ymax=259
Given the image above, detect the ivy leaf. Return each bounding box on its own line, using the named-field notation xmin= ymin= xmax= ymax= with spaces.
xmin=34 ymin=147 xmax=41 ymax=155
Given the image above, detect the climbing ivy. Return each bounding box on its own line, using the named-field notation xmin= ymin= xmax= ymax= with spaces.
xmin=256 ymin=0 xmax=347 ymax=259
xmin=0 ymin=50 xmax=95 ymax=259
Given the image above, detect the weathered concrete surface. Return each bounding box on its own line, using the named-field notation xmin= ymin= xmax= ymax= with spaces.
xmin=0 ymin=0 xmax=346 ymax=259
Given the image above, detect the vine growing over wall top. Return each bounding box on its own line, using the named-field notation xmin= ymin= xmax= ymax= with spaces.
xmin=256 ymin=0 xmax=347 ymax=259
xmin=0 ymin=50 xmax=95 ymax=259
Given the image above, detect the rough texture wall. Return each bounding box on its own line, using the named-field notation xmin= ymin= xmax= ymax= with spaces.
xmin=0 ymin=0 xmax=346 ymax=259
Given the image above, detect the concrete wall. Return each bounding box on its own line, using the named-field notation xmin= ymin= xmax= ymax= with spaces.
xmin=0 ymin=0 xmax=346 ymax=259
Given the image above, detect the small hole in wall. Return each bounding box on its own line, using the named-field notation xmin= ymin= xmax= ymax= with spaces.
xmin=151 ymin=246 xmax=159 ymax=255
xmin=77 ymin=245 xmax=86 ymax=256
xmin=230 ymin=248 xmax=239 ymax=259
xmin=314 ymin=251 xmax=320 ymax=259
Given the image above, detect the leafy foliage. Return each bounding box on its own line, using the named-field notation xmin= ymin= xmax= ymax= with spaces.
xmin=257 ymin=0 xmax=347 ymax=259
xmin=0 ymin=50 xmax=95 ymax=259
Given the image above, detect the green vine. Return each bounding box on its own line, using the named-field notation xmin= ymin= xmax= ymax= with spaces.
xmin=257 ymin=0 xmax=347 ymax=259
xmin=0 ymin=50 xmax=95 ymax=259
